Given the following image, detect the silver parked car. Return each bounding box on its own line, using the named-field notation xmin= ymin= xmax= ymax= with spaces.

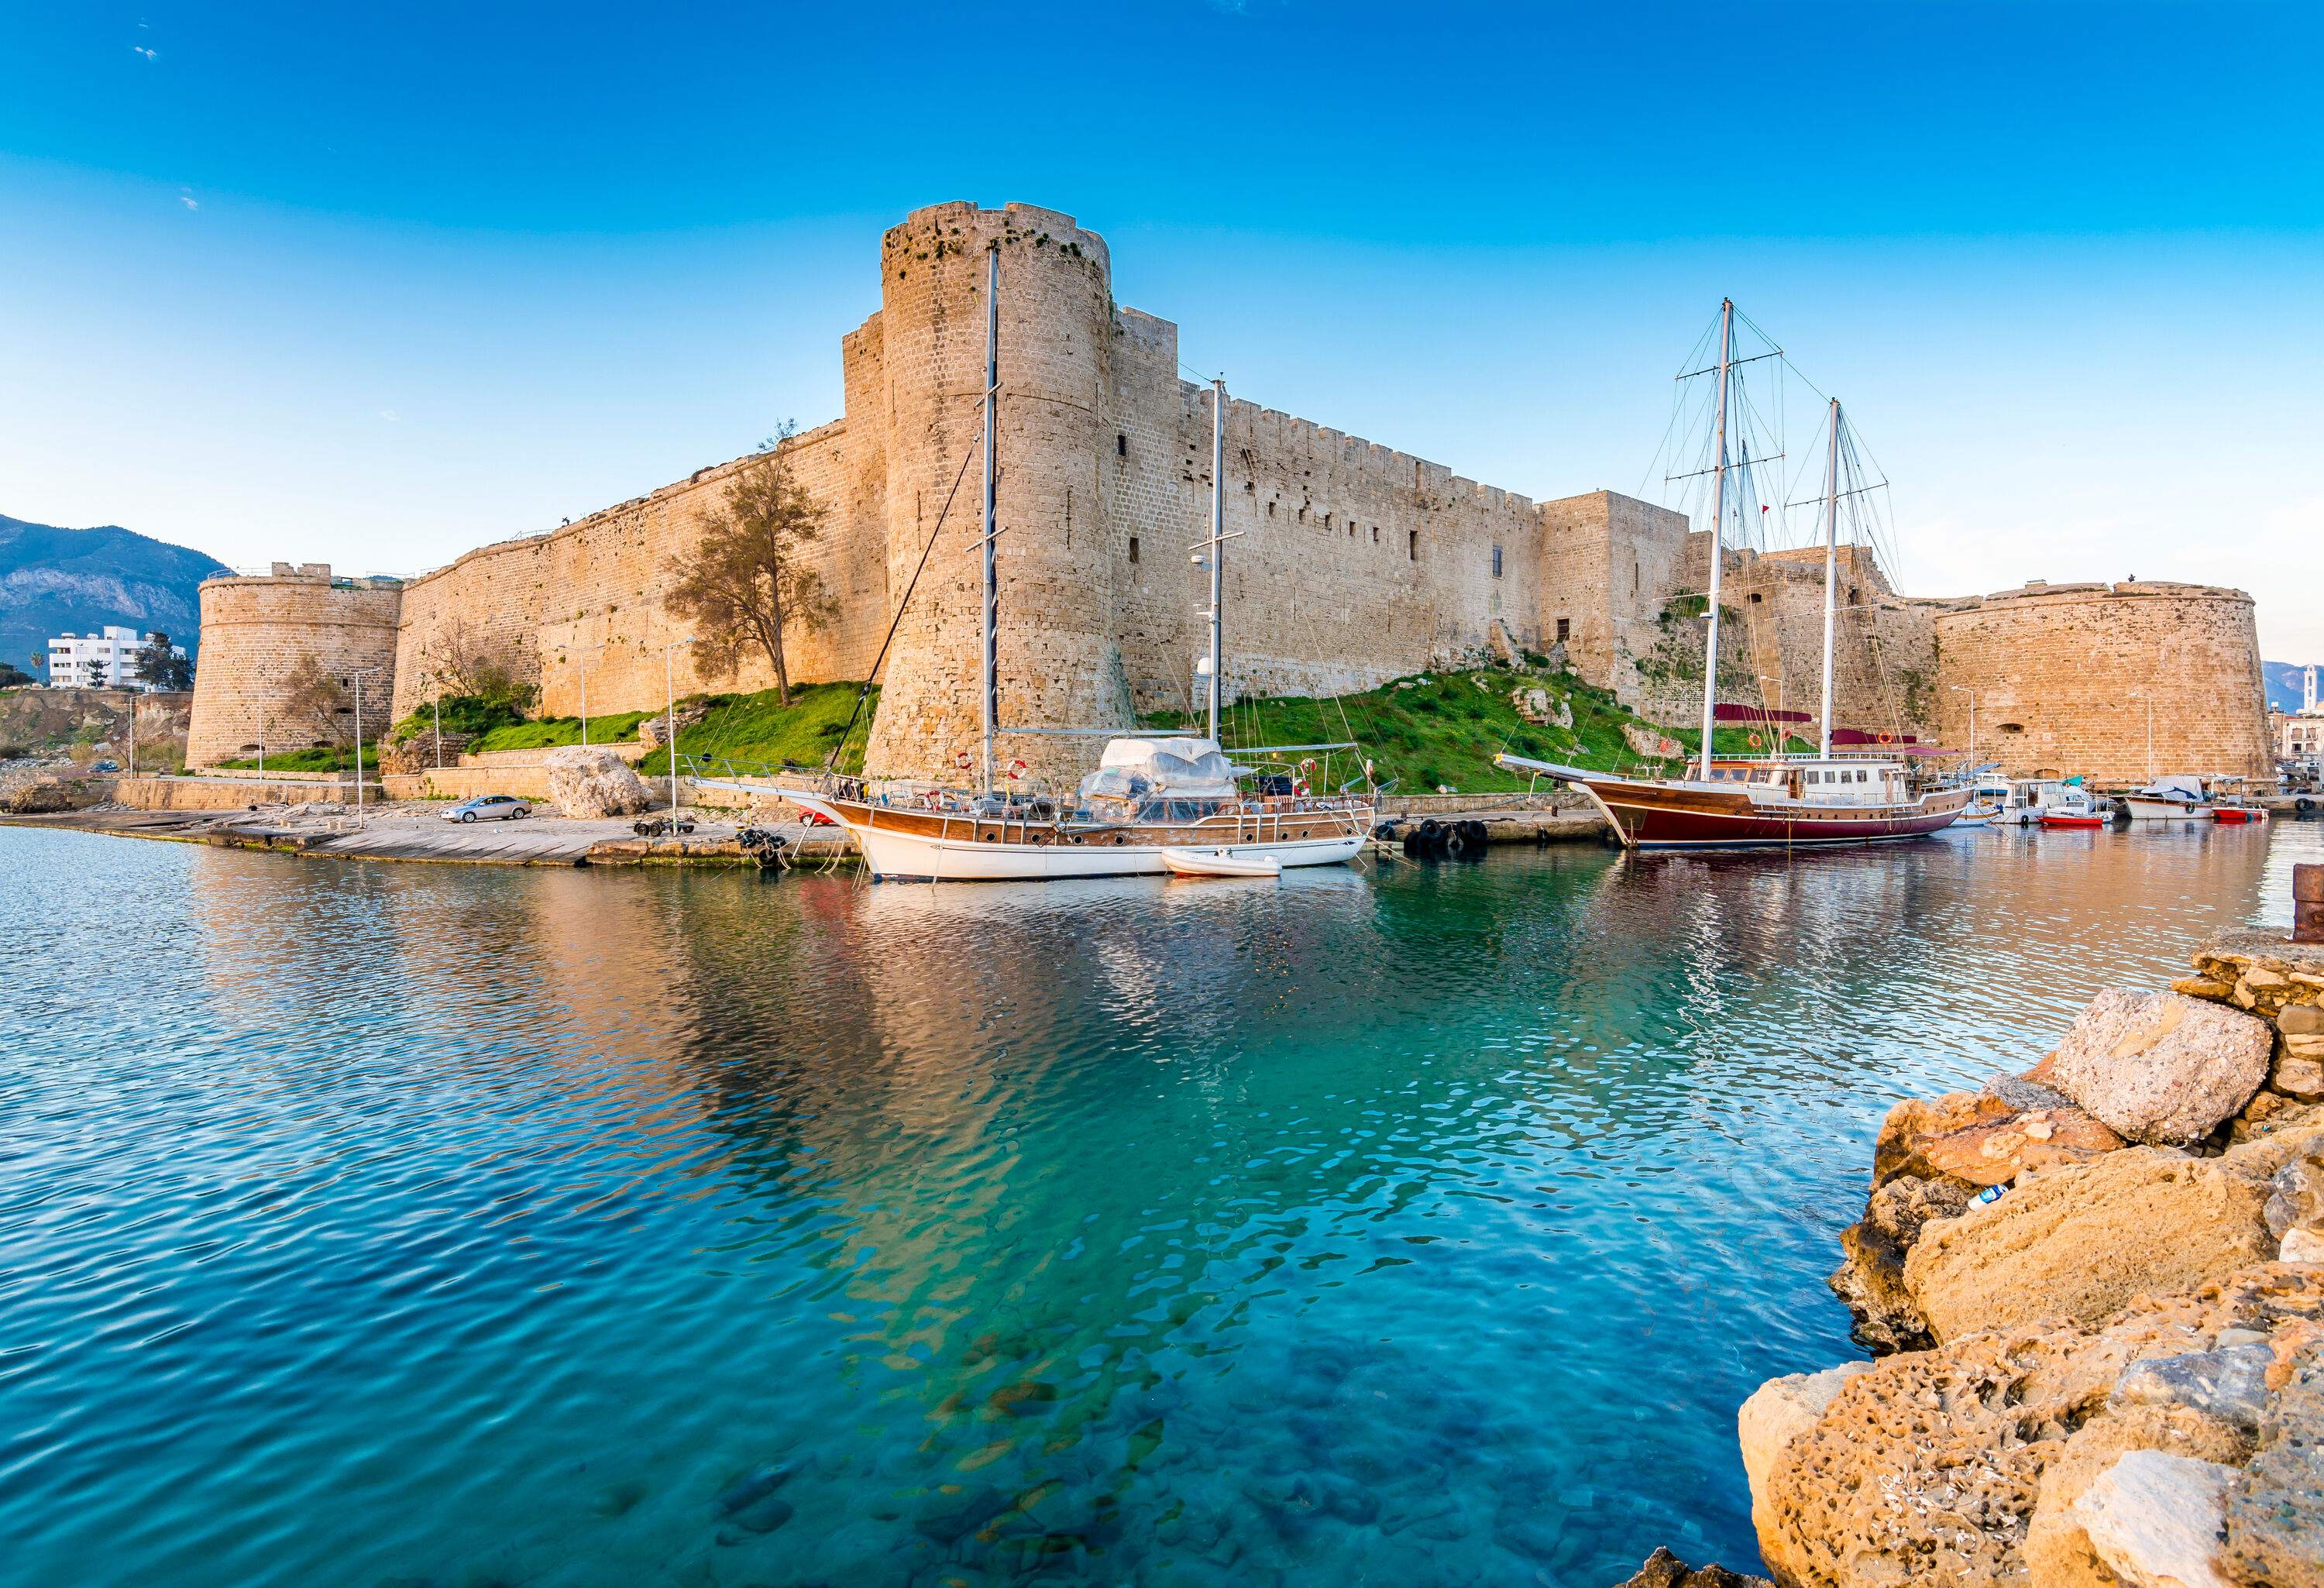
xmin=444 ymin=794 xmax=532 ymax=823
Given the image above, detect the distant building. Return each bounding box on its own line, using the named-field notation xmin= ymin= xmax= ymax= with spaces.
xmin=46 ymin=625 xmax=184 ymax=692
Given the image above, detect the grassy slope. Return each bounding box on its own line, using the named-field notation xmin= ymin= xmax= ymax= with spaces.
xmin=473 ymin=710 xmax=655 ymax=753
xmin=1147 ymin=668 xmax=1807 ymax=793
xmin=641 ymin=682 xmax=877 ymax=778
xmin=239 ymin=672 xmax=1796 ymax=793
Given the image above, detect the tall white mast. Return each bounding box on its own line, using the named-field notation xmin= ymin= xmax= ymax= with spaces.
xmin=1207 ymin=378 xmax=1225 ymax=743
xmin=979 ymin=242 xmax=999 ymax=796
xmin=1697 ymin=299 xmax=1734 ymax=781
xmin=1818 ymin=397 xmax=1841 ymax=759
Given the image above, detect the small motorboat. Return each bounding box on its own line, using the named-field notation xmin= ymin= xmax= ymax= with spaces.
xmin=1160 ymin=847 xmax=1284 ymax=879
xmin=2212 ymin=804 xmax=2267 ymax=825
xmin=2039 ymin=786 xmax=2107 ymax=828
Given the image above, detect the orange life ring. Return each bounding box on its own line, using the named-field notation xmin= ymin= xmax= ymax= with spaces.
xmin=1877 ymin=731 xmax=1894 ymax=745
xmin=1293 ymin=779 xmax=1310 ymax=797
xmin=953 ymin=748 xmax=973 ymax=772
xmin=1006 ymin=757 xmax=1028 ymax=781
xmin=1747 ymin=732 xmax=1764 ymax=748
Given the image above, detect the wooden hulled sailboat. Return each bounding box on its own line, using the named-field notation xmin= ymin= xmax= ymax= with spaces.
xmin=1497 ymin=301 xmax=1968 ymax=850
xmin=775 ymin=243 xmax=1376 ymax=882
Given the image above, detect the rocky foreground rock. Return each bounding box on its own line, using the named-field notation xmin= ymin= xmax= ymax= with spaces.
xmin=1709 ymin=933 xmax=2324 ymax=1588
xmin=544 ymin=746 xmax=655 ymax=818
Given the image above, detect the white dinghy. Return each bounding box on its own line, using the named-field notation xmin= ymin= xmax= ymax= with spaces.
xmin=1160 ymin=847 xmax=1284 ymax=880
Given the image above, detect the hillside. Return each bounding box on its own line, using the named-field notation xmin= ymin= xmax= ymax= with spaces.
xmin=2265 ymin=660 xmax=2318 ymax=714
xmin=0 ymin=514 xmax=229 ymax=675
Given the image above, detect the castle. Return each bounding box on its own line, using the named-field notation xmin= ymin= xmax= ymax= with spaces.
xmin=184 ymin=201 xmax=2274 ymax=789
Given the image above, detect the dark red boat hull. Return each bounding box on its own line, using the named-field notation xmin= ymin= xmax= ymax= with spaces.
xmin=1576 ymin=780 xmax=1972 ymax=850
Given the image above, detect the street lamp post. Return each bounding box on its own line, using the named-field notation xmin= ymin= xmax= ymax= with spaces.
xmin=663 ymin=636 xmax=698 ymax=820
xmin=345 ymin=669 xmax=382 ymax=827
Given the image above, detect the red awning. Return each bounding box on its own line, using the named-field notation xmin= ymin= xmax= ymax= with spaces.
xmin=1711 ymin=703 xmax=1813 ymax=724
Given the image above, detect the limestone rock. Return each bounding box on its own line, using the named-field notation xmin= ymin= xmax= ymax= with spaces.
xmin=545 ymin=746 xmax=655 ymax=818
xmin=2274 ymin=1053 xmax=2324 ymax=1104
xmin=2265 ymin=1139 xmax=2324 ymax=1240
xmin=1872 ymin=1089 xmax=2017 ymax=1187
xmin=1606 ymin=1545 xmax=1771 ymax=1588
xmin=1989 ymin=1071 xmax=2081 ymax=1113
xmin=2110 ymin=1344 xmax=2274 ymax=1432
xmin=1904 ymin=1148 xmax=2273 ymax=1342
xmin=2047 ymin=990 xmax=2274 ymax=1146
xmin=2221 ymin=1343 xmax=2324 ymax=1587
xmin=1920 ymin=1107 xmax=2128 ymax=1188
xmin=1621 ymin=721 xmax=1683 ymax=761
xmin=2025 ymin=1404 xmax=2252 ymax=1588
xmin=638 ymin=701 xmax=707 ymax=751
xmin=1736 ymin=1361 xmax=1872 ymax=1586
xmin=1758 ymin=1270 xmax=2324 ymax=1588
xmin=0 ymin=770 xmax=98 ymax=813
xmin=2071 ymin=1451 xmax=2236 ymax=1588
xmin=1830 ymin=1174 xmax=1972 ymax=1354
xmin=2281 ymin=1229 xmax=2324 ymax=1263
xmin=2281 ymin=1004 xmax=2324 ymax=1038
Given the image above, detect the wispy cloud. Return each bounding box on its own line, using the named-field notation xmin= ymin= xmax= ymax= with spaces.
xmin=379 ymin=409 xmax=401 ymax=423
xmin=132 ymin=45 xmax=158 ymax=60
xmin=179 ymin=191 xmax=198 ymax=211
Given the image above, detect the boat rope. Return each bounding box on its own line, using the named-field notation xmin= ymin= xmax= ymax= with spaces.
xmin=823 ymin=430 xmax=985 ymax=773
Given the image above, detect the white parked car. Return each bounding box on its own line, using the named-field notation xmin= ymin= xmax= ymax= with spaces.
xmin=444 ymin=794 xmax=532 ymax=823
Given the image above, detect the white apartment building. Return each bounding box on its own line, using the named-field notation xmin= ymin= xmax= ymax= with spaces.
xmin=46 ymin=626 xmax=184 ymax=692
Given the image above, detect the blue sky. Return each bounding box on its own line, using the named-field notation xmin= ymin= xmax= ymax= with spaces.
xmin=4 ymin=2 xmax=2320 ymax=658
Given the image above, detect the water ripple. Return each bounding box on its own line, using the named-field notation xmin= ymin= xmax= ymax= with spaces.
xmin=0 ymin=820 xmax=2314 ymax=1587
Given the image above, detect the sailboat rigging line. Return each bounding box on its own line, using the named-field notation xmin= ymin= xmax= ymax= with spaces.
xmin=820 ymin=431 xmax=984 ymax=772
xmin=1675 ymin=349 xmax=1783 ymax=380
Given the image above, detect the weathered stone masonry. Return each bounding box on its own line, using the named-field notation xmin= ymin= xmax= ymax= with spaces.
xmin=186 ymin=201 xmax=2272 ymax=785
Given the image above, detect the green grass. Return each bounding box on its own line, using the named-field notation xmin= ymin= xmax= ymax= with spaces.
xmin=641 ymin=681 xmax=878 ymax=779
xmin=471 ymin=710 xmax=656 ymax=753
xmin=211 ymin=745 xmax=371 ymax=773
xmin=1143 ymin=669 xmax=1806 ymax=794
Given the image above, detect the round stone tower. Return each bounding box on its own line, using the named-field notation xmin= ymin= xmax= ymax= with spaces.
xmin=863 ymin=202 xmax=1130 ymax=783
xmin=1930 ymin=579 xmax=2272 ymax=785
xmin=185 ymin=565 xmax=404 ymax=767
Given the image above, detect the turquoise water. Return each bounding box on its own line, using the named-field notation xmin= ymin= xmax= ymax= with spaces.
xmin=2 ymin=820 xmax=2317 ymax=1588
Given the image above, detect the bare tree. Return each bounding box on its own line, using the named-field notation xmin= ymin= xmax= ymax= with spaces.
xmin=665 ymin=423 xmax=837 ymax=707
xmin=418 ymin=617 xmax=538 ymax=714
xmin=280 ymin=655 xmax=351 ymax=746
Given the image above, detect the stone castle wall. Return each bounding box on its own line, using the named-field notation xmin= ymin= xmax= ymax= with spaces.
xmin=1929 ymin=581 xmax=2273 ymax=784
xmin=183 ymin=201 xmax=2274 ymax=785
xmin=186 ymin=566 xmax=403 ymax=766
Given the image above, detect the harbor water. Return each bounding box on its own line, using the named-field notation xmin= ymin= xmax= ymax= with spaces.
xmin=3 ymin=820 xmax=2318 ymax=1587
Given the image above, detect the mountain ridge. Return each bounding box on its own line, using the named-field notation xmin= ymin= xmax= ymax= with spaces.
xmin=0 ymin=514 xmax=230 ymax=675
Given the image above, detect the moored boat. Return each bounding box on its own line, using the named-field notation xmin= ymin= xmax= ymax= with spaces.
xmin=782 ymin=738 xmax=1370 ymax=882
xmin=1498 ymin=754 xmax=1972 ymax=849
xmin=2038 ymin=787 xmax=2107 ymax=828
xmin=2123 ymin=773 xmax=2216 ymax=822
xmin=1161 ymin=846 xmax=1285 ymax=879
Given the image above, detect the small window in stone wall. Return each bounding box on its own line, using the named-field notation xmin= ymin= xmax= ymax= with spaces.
xmin=1372 ymin=526 xmax=1380 ymax=543
xmin=1748 ymin=592 xmax=1762 ymax=604
xmin=1324 ymin=514 xmax=1332 ymax=530
xmin=1117 ymin=434 xmax=1127 ymax=456
xmin=1408 ymin=530 xmax=1418 ymax=562
xmin=1267 ymin=501 xmax=1276 ymax=517
xmin=1129 ymin=537 xmax=1140 ymax=564
xmin=1556 ymin=617 xmax=1571 ymax=642
xmin=1998 ymin=722 xmax=2025 ymax=734
xmin=1492 ymin=545 xmax=1503 ymax=579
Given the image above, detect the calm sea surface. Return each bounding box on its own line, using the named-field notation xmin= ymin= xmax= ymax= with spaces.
xmin=3 ymin=820 xmax=2319 ymax=1587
